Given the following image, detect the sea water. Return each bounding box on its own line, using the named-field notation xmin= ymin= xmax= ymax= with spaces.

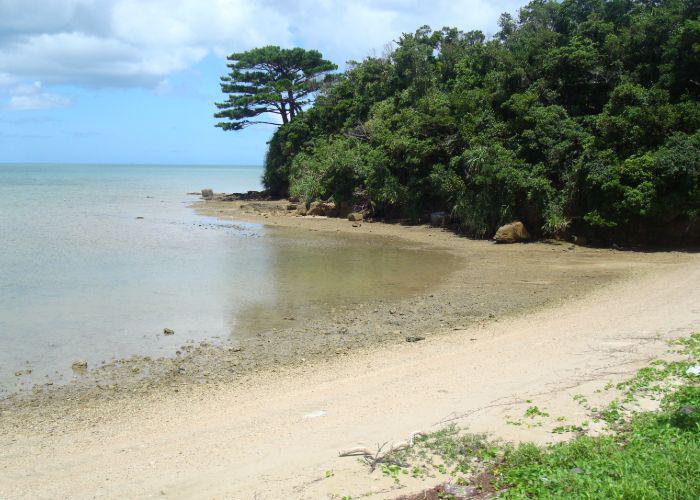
xmin=0 ymin=164 xmax=453 ymax=393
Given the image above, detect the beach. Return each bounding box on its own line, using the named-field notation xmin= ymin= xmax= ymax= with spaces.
xmin=1 ymin=198 xmax=699 ymax=498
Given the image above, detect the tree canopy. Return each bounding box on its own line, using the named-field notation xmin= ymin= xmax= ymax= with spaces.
xmin=262 ymin=0 xmax=700 ymax=246
xmin=215 ymin=46 xmax=337 ymax=130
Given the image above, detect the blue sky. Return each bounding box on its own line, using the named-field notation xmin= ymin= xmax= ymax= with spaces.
xmin=0 ymin=0 xmax=525 ymax=165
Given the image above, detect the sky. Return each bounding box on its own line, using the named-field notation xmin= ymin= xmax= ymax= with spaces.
xmin=0 ymin=0 xmax=526 ymax=165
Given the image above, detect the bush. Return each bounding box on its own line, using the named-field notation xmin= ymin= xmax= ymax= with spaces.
xmin=262 ymin=0 xmax=700 ymax=244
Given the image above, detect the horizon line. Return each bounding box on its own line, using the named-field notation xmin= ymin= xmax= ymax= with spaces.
xmin=0 ymin=161 xmax=264 ymax=167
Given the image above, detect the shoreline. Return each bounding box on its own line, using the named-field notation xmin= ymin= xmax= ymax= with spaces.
xmin=1 ymin=198 xmax=694 ymax=417
xmin=1 ymin=235 xmax=698 ymax=498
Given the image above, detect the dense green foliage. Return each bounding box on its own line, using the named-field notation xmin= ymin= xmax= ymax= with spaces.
xmin=498 ymin=385 xmax=700 ymax=498
xmin=215 ymin=46 xmax=336 ymax=131
xmin=263 ymin=0 xmax=700 ymax=244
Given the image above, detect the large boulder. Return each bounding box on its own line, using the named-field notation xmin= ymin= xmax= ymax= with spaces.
xmin=308 ymin=201 xmax=337 ymax=216
xmin=493 ymin=221 xmax=531 ymax=243
xmin=348 ymin=212 xmax=364 ymax=222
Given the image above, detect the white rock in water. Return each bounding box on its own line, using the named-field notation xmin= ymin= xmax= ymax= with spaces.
xmin=686 ymin=365 xmax=700 ymax=376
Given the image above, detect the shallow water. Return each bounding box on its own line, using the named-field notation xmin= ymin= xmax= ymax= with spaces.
xmin=0 ymin=164 xmax=456 ymax=393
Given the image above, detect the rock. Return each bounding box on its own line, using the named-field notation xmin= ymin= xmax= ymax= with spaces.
xmin=406 ymin=336 xmax=425 ymax=342
xmin=201 ymin=189 xmax=214 ymax=199
xmin=348 ymin=212 xmax=364 ymax=222
xmin=135 ymin=216 xmax=144 ymax=220
xmin=72 ymin=360 xmax=88 ymax=370
xmin=443 ymin=483 xmax=478 ymax=497
xmin=430 ymin=211 xmax=449 ymax=226
xmin=493 ymin=221 xmax=531 ymax=243
xmin=295 ymin=203 xmax=308 ymax=216
xmin=163 ymin=328 xmax=175 ymax=336
xmin=307 ymin=201 xmax=336 ymax=217
xmin=286 ymin=203 xmax=298 ymax=211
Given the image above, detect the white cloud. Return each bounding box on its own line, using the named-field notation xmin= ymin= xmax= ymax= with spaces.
xmin=0 ymin=72 xmax=16 ymax=87
xmin=8 ymin=93 xmax=72 ymax=110
xmin=0 ymin=0 xmax=524 ymax=88
xmin=5 ymin=81 xmax=72 ymax=110
xmin=289 ymin=0 xmax=516 ymax=63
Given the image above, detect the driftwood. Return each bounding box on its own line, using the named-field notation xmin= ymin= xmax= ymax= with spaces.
xmin=338 ymin=431 xmax=426 ymax=471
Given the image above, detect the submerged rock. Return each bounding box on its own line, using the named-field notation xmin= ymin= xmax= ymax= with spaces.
xmin=163 ymin=328 xmax=175 ymax=336
xmin=493 ymin=221 xmax=531 ymax=243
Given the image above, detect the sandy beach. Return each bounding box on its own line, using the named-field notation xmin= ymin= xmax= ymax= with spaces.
xmin=1 ymin=201 xmax=699 ymax=498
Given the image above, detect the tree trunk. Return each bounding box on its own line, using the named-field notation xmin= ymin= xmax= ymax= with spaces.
xmin=287 ymin=90 xmax=296 ymax=120
xmin=280 ymin=101 xmax=289 ymax=125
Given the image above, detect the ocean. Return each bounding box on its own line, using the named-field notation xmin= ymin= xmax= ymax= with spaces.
xmin=0 ymin=163 xmax=450 ymax=393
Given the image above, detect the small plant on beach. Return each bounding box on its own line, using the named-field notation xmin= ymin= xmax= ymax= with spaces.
xmin=523 ymin=406 xmax=549 ymax=419
xmin=380 ymin=463 xmax=402 ymax=484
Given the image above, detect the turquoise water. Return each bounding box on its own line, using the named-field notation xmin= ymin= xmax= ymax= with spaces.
xmin=0 ymin=163 xmax=453 ymax=393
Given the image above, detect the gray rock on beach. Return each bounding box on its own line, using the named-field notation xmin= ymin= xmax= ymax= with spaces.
xmin=430 ymin=211 xmax=448 ymax=226
xmin=201 ymin=188 xmax=214 ymax=199
xmin=163 ymin=328 xmax=175 ymax=336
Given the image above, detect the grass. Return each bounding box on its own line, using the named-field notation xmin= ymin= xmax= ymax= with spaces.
xmin=497 ymin=385 xmax=700 ymax=498
xmin=366 ymin=333 xmax=700 ymax=499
